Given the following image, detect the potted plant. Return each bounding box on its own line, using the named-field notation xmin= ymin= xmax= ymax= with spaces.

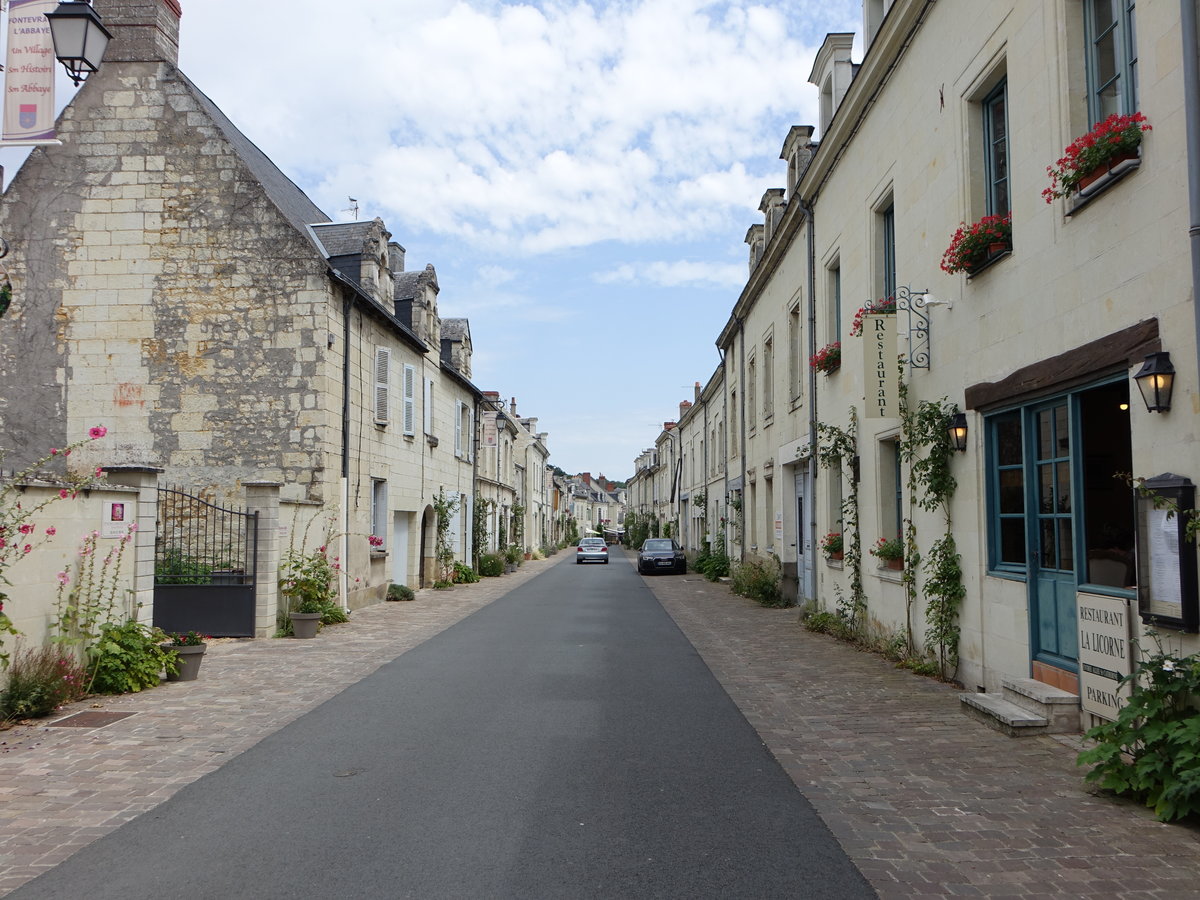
xmin=869 ymin=536 xmax=904 ymax=570
xmin=279 ymin=545 xmax=337 ymax=638
xmin=940 ymin=213 xmax=1012 ymax=274
xmin=503 ymin=544 xmax=522 ymax=573
xmin=164 ymin=630 xmax=208 ymax=681
xmin=849 ymin=296 xmax=897 ymax=337
xmin=1043 ymin=111 xmax=1151 ymax=203
xmin=810 ymin=342 xmax=841 ymax=375
xmin=368 ymin=534 xmax=385 ymax=553
xmin=819 ymin=531 xmax=844 ymax=561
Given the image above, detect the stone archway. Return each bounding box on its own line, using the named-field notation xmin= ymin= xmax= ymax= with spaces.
xmin=419 ymin=505 xmax=436 ymax=588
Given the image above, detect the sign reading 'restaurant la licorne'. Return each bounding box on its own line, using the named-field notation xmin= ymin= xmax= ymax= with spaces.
xmin=1077 ymin=592 xmax=1133 ymax=721
xmin=2 ymin=0 xmax=58 ymax=143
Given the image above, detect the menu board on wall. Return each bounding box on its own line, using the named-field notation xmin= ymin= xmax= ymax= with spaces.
xmin=1135 ymin=474 xmax=1198 ymax=633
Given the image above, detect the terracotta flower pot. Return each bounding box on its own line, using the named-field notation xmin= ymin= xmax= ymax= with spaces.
xmin=827 ymin=550 xmax=844 ymax=561
xmin=987 ymin=241 xmax=1009 ymax=256
xmin=1077 ymin=150 xmax=1139 ymax=192
xmin=885 ymin=558 xmax=904 ymax=571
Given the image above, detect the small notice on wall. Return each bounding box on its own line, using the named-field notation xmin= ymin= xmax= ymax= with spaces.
xmin=101 ymin=501 xmax=129 ymax=539
xmin=1077 ymin=592 xmax=1133 ymax=721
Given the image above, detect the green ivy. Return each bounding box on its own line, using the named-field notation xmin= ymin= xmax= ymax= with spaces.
xmin=817 ymin=409 xmax=865 ymax=626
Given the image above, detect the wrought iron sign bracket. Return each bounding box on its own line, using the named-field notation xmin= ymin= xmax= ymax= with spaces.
xmin=894 ymin=285 xmax=931 ymax=370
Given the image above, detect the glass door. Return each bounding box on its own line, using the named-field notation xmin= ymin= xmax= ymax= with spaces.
xmin=1030 ymin=401 xmax=1078 ymax=667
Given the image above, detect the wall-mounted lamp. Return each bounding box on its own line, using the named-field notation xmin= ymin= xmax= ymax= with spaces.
xmin=949 ymin=412 xmax=969 ymax=452
xmin=1134 ymin=351 xmax=1175 ymax=413
xmin=46 ymin=1 xmax=112 ymax=86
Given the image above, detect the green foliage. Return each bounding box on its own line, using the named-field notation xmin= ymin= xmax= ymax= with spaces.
xmin=279 ymin=545 xmax=338 ymax=613
xmin=433 ymin=490 xmax=461 ymax=582
xmin=478 ymin=554 xmax=504 ymax=577
xmin=694 ymin=542 xmax=730 ymax=581
xmin=452 ymin=561 xmax=480 ymax=583
xmin=510 ymin=504 xmax=525 ymax=548
xmin=1078 ymin=643 xmax=1200 ymax=822
xmin=0 ymin=644 xmax=88 ymax=721
xmin=472 ymin=499 xmax=493 ymax=567
xmin=563 ymin=517 xmax=579 ymax=546
xmin=731 ymin=556 xmax=786 ymax=607
xmin=386 ymin=583 xmax=416 ymax=601
xmin=318 ymin=600 xmax=350 ymax=625
xmin=625 ymin=512 xmax=650 ymax=549
xmin=433 ymin=580 xmax=454 ymax=590
xmin=166 ymin=630 xmax=206 ymax=646
xmin=87 ymin=620 xmax=175 ymax=694
xmin=51 ymin=526 xmax=135 ymax=655
xmin=817 ymin=410 xmax=865 ymax=625
xmin=504 ymin=544 xmax=523 ymax=566
xmin=155 ymin=547 xmax=213 ymax=585
xmin=869 ymin=536 xmax=904 ymax=561
xmin=804 ymin=610 xmax=858 ymax=642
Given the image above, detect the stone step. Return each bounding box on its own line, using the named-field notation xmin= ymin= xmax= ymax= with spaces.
xmin=1001 ymin=677 xmax=1081 ymax=733
xmin=960 ymin=693 xmax=1049 ymax=737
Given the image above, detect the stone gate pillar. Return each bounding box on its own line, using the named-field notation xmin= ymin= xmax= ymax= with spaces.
xmin=244 ymin=482 xmax=281 ymax=638
xmin=101 ymin=466 xmax=162 ymax=625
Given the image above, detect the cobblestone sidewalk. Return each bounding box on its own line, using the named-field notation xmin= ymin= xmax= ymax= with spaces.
xmin=643 ymin=559 xmax=1200 ymax=899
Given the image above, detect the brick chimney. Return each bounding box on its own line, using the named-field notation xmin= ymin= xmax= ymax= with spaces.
xmin=679 ymin=399 xmax=692 ymax=419
xmin=95 ymin=0 xmax=182 ymax=66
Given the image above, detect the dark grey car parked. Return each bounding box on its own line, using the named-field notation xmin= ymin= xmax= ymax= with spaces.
xmin=637 ymin=538 xmax=686 ymax=575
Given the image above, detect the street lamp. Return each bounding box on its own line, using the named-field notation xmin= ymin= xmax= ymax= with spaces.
xmin=46 ymin=0 xmax=112 ymax=86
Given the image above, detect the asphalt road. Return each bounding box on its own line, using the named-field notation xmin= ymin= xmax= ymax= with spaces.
xmin=12 ymin=552 xmax=874 ymax=899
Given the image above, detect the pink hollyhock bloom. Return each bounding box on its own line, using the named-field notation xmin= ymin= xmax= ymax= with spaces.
xmin=57 ymin=571 xmax=70 ymax=585
xmin=59 ymin=489 xmax=69 ymax=499
xmin=89 ymin=425 xmax=107 ymax=439
xmin=22 ymin=544 xmax=31 ymax=554
xmin=18 ymin=523 xmax=33 ymax=534
xmin=45 ymin=526 xmax=56 ymax=535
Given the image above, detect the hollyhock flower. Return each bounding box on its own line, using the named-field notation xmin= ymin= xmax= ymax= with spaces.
xmin=57 ymin=571 xmax=70 ymax=585
xmin=89 ymin=425 xmax=107 ymax=439
xmin=45 ymin=526 xmax=56 ymax=535
xmin=18 ymin=524 xmax=33 ymax=534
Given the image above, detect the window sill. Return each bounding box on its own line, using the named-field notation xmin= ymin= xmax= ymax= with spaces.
xmin=1066 ymin=156 xmax=1141 ymax=216
xmin=370 ymin=550 xmax=388 ymax=559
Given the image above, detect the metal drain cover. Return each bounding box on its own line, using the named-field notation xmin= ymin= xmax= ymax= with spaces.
xmin=47 ymin=711 xmax=136 ymax=729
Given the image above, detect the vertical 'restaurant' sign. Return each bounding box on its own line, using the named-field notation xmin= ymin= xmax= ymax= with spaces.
xmin=864 ymin=314 xmax=899 ymax=418
xmin=3 ymin=0 xmax=58 ymax=143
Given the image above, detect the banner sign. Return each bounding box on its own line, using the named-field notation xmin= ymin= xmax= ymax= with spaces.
xmin=3 ymin=0 xmax=57 ymax=143
xmin=1077 ymin=592 xmax=1133 ymax=721
xmin=864 ymin=313 xmax=899 ymax=418
xmin=481 ymin=410 xmax=498 ymax=448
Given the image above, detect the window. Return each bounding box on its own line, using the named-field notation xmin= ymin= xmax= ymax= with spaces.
xmin=878 ymin=438 xmax=902 ymax=543
xmin=827 ymin=261 xmax=841 ymax=343
xmin=371 ymin=479 xmax=387 ymax=542
xmin=402 ymin=364 xmax=416 ymax=435
xmin=788 ymin=301 xmax=801 ymax=401
xmin=762 ymin=332 xmax=774 ymax=423
xmin=876 ymin=198 xmax=896 ymax=301
xmin=1085 ymin=0 xmax=1137 ymax=124
xmin=747 ymin=354 xmax=757 ymax=433
xmin=982 ymin=80 xmax=1009 ymax=216
xmin=988 ymin=411 xmax=1027 ymax=568
xmin=454 ymin=400 xmax=465 ymax=457
xmin=373 ymin=348 xmax=390 ymax=425
xmin=730 ymin=389 xmax=738 ymax=455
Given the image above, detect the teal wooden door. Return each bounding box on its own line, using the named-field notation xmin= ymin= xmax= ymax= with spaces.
xmin=1030 ymin=401 xmax=1078 ymax=666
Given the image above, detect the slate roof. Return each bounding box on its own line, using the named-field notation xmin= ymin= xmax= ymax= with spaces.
xmin=394 ymin=271 xmax=423 ymax=300
xmin=441 ymin=318 xmax=470 ymax=341
xmin=182 ymin=72 xmax=331 ymax=255
xmin=310 ymin=222 xmax=375 ymax=257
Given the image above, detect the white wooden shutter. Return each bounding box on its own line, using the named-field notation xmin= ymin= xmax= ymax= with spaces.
xmin=467 ymin=406 xmax=475 ymax=462
xmin=403 ymin=365 xmax=416 ymax=435
xmin=423 ymin=379 xmax=433 ymax=435
xmin=374 ymin=348 xmax=390 ymax=424
xmin=454 ymin=400 xmax=463 ymax=457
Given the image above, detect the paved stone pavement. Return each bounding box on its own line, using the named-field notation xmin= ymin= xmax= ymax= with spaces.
xmin=2 ymin=549 xmax=1199 ymax=898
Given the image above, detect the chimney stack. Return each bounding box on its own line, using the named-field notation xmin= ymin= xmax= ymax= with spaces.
xmin=95 ymin=0 xmax=182 ymax=66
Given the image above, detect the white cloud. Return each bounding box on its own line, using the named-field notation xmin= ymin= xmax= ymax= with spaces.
xmin=179 ymin=0 xmax=854 ymax=255
xmin=598 ymin=260 xmax=746 ymax=289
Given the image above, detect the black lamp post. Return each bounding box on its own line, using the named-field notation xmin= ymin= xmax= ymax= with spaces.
xmin=46 ymin=0 xmax=112 ymax=86
xmin=1134 ymin=351 xmax=1175 ymax=413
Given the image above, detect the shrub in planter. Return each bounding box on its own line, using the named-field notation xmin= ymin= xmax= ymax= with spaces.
xmin=386 ymin=583 xmax=415 ymax=601
xmin=0 ymin=644 xmax=88 ymax=721
xmin=504 ymin=545 xmax=523 ymax=566
xmin=731 ymin=556 xmax=786 ymax=608
xmin=88 ymin=620 xmax=176 ymax=693
xmin=478 ymin=554 xmax=504 ymax=577
xmin=452 ymin=561 xmax=480 ymax=583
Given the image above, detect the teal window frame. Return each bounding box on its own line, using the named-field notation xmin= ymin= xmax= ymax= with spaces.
xmin=982 ymin=79 xmax=1009 ymax=216
xmin=1084 ymin=0 xmax=1138 ymax=124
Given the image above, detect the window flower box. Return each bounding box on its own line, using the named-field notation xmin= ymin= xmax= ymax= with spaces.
xmin=940 ymin=213 xmax=1012 ymax=275
xmin=1042 ymin=112 xmax=1151 ymax=204
xmin=849 ymin=296 xmax=897 ymax=337
xmin=810 ymin=342 xmax=841 ymax=375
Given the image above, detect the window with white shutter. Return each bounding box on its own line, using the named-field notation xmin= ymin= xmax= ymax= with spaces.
xmin=403 ymin=365 xmax=416 ymax=435
xmin=454 ymin=400 xmax=464 ymax=458
xmin=374 ymin=348 xmax=390 ymax=425
xmin=423 ymin=379 xmax=434 ymax=435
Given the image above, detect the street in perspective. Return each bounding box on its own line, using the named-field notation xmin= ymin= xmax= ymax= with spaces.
xmin=3 ymin=551 xmax=1200 ymax=898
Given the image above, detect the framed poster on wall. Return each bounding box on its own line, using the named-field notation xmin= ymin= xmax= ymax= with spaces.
xmin=1136 ymin=473 xmax=1198 ymax=633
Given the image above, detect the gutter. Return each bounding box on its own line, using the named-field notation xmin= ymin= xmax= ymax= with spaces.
xmin=1182 ymin=0 xmax=1200 ymax=394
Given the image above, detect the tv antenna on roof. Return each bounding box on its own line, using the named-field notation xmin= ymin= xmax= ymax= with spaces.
xmin=343 ymin=197 xmax=359 ymax=220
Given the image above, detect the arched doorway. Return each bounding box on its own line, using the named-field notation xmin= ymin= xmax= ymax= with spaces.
xmin=418 ymin=505 xmax=436 ymax=588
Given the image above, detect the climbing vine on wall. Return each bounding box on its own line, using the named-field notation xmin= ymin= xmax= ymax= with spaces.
xmin=433 ymin=490 xmax=460 ymax=584
xmin=898 ymin=384 xmax=964 ymax=678
xmin=817 ymin=407 xmax=864 ymax=626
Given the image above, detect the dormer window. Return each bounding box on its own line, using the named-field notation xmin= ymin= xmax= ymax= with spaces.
xmin=808 ymin=34 xmax=855 ymax=137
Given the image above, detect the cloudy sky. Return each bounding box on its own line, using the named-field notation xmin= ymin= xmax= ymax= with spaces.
xmin=19 ymin=0 xmax=864 ymax=480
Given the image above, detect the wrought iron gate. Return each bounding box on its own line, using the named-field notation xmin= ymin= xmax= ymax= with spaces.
xmin=153 ymin=486 xmax=258 ymax=637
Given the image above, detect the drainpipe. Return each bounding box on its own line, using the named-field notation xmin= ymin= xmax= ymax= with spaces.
xmin=737 ymin=318 xmax=747 ymax=561
xmin=339 ymin=286 xmax=353 ymax=609
xmin=797 ymin=193 xmax=818 ymax=605
xmin=1182 ymin=0 xmax=1200 ymax=394
xmin=718 ymin=346 xmax=727 ymax=551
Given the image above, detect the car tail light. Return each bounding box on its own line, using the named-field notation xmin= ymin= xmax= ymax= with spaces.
xmin=599 ymin=546 xmax=607 ymax=553
xmin=577 ymin=546 xmax=584 ymax=552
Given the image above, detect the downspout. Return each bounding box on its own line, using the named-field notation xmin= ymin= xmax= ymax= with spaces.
xmin=702 ymin=385 xmax=710 ymax=550
xmin=1182 ymin=0 xmax=1200 ymax=393
xmin=717 ymin=346 xmax=726 ymax=551
xmin=737 ymin=318 xmax=747 ymax=561
xmin=471 ymin=396 xmax=481 ymax=566
xmin=339 ymin=286 xmax=353 ymax=609
xmin=797 ymin=193 xmax=818 ymax=604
